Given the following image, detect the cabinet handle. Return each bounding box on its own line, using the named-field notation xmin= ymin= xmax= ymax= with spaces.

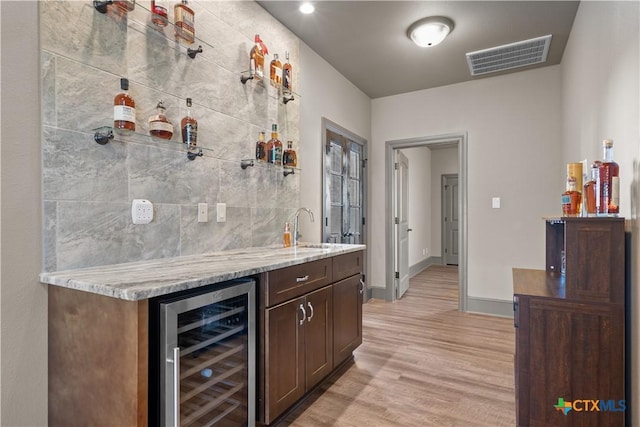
xmin=299 ymin=303 xmax=307 ymax=325
xmin=296 ymin=275 xmax=310 ymax=283
xmin=513 ymin=296 xmax=519 ymax=329
xmin=307 ymin=302 xmax=314 ymax=322
xmin=170 ymin=347 xmax=180 ymax=426
xmin=359 ymin=279 xmax=365 ymax=295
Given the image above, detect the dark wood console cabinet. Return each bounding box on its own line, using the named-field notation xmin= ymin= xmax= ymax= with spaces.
xmin=513 ymin=217 xmax=625 ymax=427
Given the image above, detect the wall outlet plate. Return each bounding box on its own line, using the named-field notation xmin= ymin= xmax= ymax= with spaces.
xmin=198 ymin=203 xmax=208 ymax=223
xmin=132 ymin=199 xmax=153 ymax=224
xmin=217 ymin=203 xmax=226 ymax=223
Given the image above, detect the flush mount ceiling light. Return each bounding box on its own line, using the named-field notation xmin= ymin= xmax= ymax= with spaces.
xmin=407 ymin=16 xmax=454 ymax=48
xmin=299 ymin=2 xmax=315 ymax=14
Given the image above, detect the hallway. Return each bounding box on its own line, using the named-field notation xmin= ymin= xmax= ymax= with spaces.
xmin=281 ymin=265 xmax=516 ymax=426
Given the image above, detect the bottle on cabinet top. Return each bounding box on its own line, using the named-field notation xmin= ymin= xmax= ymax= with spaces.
xmin=583 ymin=161 xmax=601 ymax=217
xmin=270 ymin=53 xmax=282 ymax=88
xmin=267 ymin=124 xmax=282 ymax=166
xmin=151 ymin=0 xmax=168 ymax=27
xmin=283 ymin=141 xmax=297 ymax=167
xmin=598 ymin=138 xmax=619 ymax=215
xmin=174 ymin=0 xmax=195 ymax=45
xmin=113 ymin=78 xmax=136 ymax=133
xmin=255 ymin=131 xmax=267 ymax=162
xmin=181 ymin=98 xmax=198 ymax=149
xmin=562 ymin=176 xmax=581 ymax=216
xmin=148 ymin=100 xmax=173 ymax=140
xmin=283 ymin=51 xmax=292 ymax=92
xmin=250 ymin=34 xmax=268 ymax=81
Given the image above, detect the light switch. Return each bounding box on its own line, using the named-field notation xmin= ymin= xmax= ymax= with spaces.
xmin=198 ymin=203 xmax=208 ymax=223
xmin=217 ymin=203 xmax=226 ymax=223
xmin=492 ymin=197 xmax=501 ymax=209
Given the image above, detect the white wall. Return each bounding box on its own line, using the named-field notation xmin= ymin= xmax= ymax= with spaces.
xmin=402 ymin=147 xmax=432 ymax=267
xmin=560 ymin=1 xmax=639 ymax=423
xmin=372 ymin=66 xmax=563 ymax=300
xmin=1 ymin=2 xmax=47 ymax=425
xmin=430 ymin=147 xmax=459 ymax=258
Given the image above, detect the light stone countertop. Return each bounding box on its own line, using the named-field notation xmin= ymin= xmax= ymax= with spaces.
xmin=39 ymin=243 xmax=366 ymax=301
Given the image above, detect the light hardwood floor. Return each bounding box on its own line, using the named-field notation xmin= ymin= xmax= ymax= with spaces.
xmin=279 ymin=265 xmax=516 ymax=426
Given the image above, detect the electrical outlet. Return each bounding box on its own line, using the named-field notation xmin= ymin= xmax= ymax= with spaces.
xmin=217 ymin=203 xmax=226 ymax=223
xmin=132 ymin=199 xmax=153 ymax=224
xmin=492 ymin=197 xmax=501 ymax=209
xmin=198 ymin=203 xmax=208 ymax=223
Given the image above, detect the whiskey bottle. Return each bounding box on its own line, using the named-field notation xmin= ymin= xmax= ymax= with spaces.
xmin=283 ymin=51 xmax=292 ymax=92
xmin=598 ymin=138 xmax=619 ymax=215
xmin=151 ymin=0 xmax=168 ymax=27
xmin=255 ymin=131 xmax=267 ymax=162
xmin=266 ymin=124 xmax=282 ymax=166
xmin=181 ymin=98 xmax=198 ymax=149
xmin=174 ymin=0 xmax=195 ymax=45
xmin=270 ymin=53 xmax=282 ymax=88
xmin=583 ymin=161 xmax=601 ymax=216
xmin=249 ymin=34 xmax=268 ymax=82
xmin=283 ymin=140 xmax=297 ymax=167
xmin=113 ymin=78 xmax=136 ymax=133
xmin=148 ymin=100 xmax=173 ymax=140
xmin=113 ymin=0 xmax=135 ymax=13
xmin=561 ymin=176 xmax=581 ymax=216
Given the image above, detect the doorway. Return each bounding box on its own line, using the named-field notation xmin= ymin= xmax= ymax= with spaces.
xmin=442 ymin=174 xmax=459 ymax=266
xmin=385 ymin=133 xmax=467 ymax=310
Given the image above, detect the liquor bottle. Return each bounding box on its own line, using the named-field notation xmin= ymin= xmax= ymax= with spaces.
xmin=113 ymin=0 xmax=135 ymax=13
xmin=283 ymin=140 xmax=297 ymax=167
xmin=270 ymin=53 xmax=282 ymax=88
xmin=113 ymin=78 xmax=136 ymax=133
xmin=151 ymin=0 xmax=168 ymax=27
xmin=598 ymin=138 xmax=620 ymax=215
xmin=283 ymin=222 xmax=292 ymax=248
xmin=249 ymin=34 xmax=268 ymax=82
xmin=583 ymin=161 xmax=601 ymax=216
xmin=174 ymin=0 xmax=195 ymax=45
xmin=181 ymin=98 xmax=197 ymax=149
xmin=282 ymin=51 xmax=292 ymax=92
xmin=266 ymin=124 xmax=282 ymax=165
xmin=255 ymin=131 xmax=267 ymax=162
xmin=561 ymin=176 xmax=581 ymax=216
xmin=148 ymin=100 xmax=173 ymax=140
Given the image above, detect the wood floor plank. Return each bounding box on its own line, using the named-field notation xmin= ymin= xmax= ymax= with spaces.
xmin=279 ymin=265 xmax=515 ymax=426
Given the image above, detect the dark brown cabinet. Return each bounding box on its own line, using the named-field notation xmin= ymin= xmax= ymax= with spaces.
xmin=333 ymin=274 xmax=363 ymax=367
xmin=513 ymin=217 xmax=625 ymax=427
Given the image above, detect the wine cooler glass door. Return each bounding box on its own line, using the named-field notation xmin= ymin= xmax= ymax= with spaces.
xmin=161 ymin=280 xmax=255 ymax=427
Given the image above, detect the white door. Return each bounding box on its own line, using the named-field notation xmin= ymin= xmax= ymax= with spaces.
xmin=395 ymin=151 xmax=410 ymax=299
xmin=442 ymin=174 xmax=459 ymax=265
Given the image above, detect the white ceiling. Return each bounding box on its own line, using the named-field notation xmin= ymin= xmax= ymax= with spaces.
xmin=257 ymin=1 xmax=580 ymax=98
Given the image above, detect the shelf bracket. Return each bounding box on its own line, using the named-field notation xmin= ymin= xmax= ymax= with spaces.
xmin=282 ymin=91 xmax=295 ymax=104
xmin=93 ymin=0 xmax=113 ymax=13
xmin=187 ymin=45 xmax=203 ymax=59
xmin=240 ymin=159 xmax=255 ymax=169
xmin=94 ymin=129 xmax=114 ymax=145
xmin=240 ymin=73 xmax=254 ymax=84
xmin=187 ymin=149 xmax=203 ymax=161
xmin=283 ymin=168 xmax=295 ymax=177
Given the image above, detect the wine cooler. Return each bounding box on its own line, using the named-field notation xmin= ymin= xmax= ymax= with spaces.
xmin=149 ymin=279 xmax=256 ymax=427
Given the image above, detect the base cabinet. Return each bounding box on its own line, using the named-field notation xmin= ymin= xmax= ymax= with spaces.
xmin=333 ymin=275 xmax=363 ymax=367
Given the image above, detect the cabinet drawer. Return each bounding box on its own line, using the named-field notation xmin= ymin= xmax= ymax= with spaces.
xmin=332 ymin=251 xmax=363 ymax=282
xmin=265 ymin=258 xmax=333 ymax=307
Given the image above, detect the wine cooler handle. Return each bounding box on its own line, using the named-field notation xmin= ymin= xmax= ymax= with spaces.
xmin=307 ymin=302 xmax=314 ymax=322
xmin=296 ymin=275 xmax=310 ymax=283
xmin=172 ymin=347 xmax=180 ymax=427
xmin=299 ymin=303 xmax=307 ymax=325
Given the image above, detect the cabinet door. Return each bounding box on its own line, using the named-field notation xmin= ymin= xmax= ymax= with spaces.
xmin=332 ymin=274 xmax=363 ymax=366
xmin=305 ymin=285 xmax=334 ymax=390
xmin=517 ymin=297 xmax=624 ymax=427
xmin=265 ymin=296 xmax=305 ymax=424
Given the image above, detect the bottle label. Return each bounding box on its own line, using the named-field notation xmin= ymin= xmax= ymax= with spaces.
xmin=114 ymin=105 xmax=136 ymax=123
xmin=283 ymin=69 xmax=291 ymax=90
xmin=149 ymin=121 xmax=173 ymax=133
xmin=612 ymin=176 xmax=620 ymax=206
xmin=250 ymin=58 xmax=256 ymax=76
xmin=561 ymin=194 xmax=571 ymax=205
xmin=175 ymin=7 xmax=194 ymax=32
xmin=184 ymin=123 xmax=197 ymax=147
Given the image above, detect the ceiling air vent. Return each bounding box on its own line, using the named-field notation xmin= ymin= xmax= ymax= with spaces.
xmin=466 ymin=34 xmax=552 ymax=76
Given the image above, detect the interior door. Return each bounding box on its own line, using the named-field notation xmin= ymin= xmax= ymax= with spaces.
xmin=324 ymin=129 xmax=365 ymax=245
xmin=443 ymin=174 xmax=459 ymax=265
xmin=395 ymin=150 xmax=410 ymax=299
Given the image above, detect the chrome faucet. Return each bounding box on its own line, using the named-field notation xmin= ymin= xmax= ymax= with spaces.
xmin=292 ymin=208 xmax=314 ymax=246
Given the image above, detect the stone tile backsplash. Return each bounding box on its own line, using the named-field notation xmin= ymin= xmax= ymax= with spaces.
xmin=41 ymin=0 xmax=301 ymax=271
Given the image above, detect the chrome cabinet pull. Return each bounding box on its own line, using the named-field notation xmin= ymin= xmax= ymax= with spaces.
xmin=296 ymin=275 xmax=310 ymax=283
xmin=171 ymin=347 xmax=180 ymax=426
xmin=307 ymin=302 xmax=314 ymax=322
xmin=299 ymin=303 xmax=307 ymax=325
xmin=359 ymin=279 xmax=365 ymax=294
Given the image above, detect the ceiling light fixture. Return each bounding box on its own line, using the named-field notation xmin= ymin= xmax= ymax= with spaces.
xmin=407 ymin=16 xmax=454 ymax=48
xmin=299 ymin=2 xmax=315 ymax=14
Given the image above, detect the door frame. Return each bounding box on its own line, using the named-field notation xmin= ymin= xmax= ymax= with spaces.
xmin=441 ymin=173 xmax=459 ymax=266
xmin=385 ymin=132 xmax=468 ymax=310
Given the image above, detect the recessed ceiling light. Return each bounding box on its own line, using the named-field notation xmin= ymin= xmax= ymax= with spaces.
xmin=407 ymin=16 xmax=454 ymax=48
xmin=299 ymin=2 xmax=315 ymax=14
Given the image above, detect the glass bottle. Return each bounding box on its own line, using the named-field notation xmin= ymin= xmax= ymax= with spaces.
xmin=266 ymin=124 xmax=282 ymax=166
xmin=283 ymin=140 xmax=297 ymax=167
xmin=255 ymin=131 xmax=267 ymax=162
xmin=113 ymin=0 xmax=135 ymax=13
xmin=113 ymin=78 xmax=136 ymax=133
xmin=562 ymin=176 xmax=581 ymax=216
xmin=583 ymin=161 xmax=601 ymax=216
xmin=283 ymin=222 xmax=292 ymax=248
xmin=598 ymin=138 xmax=619 ymax=215
xmin=174 ymin=0 xmax=195 ymax=45
xmin=148 ymin=100 xmax=173 ymax=140
xmin=283 ymin=51 xmax=292 ymax=92
xmin=181 ymin=98 xmax=198 ymax=150
xmin=151 ymin=0 xmax=168 ymax=27
xmin=249 ymin=34 xmax=268 ymax=82
xmin=270 ymin=53 xmax=282 ymax=88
